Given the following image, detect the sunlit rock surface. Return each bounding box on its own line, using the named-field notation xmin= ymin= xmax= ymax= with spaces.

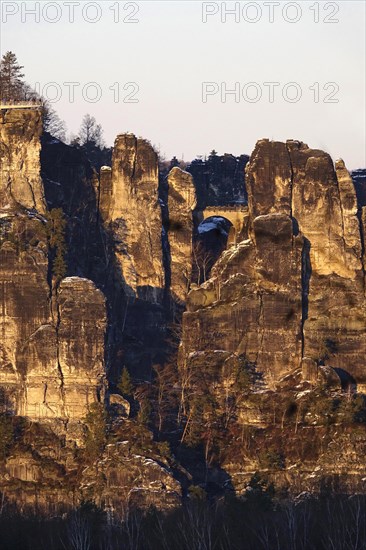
xmin=101 ymin=133 xmax=165 ymax=302
xmin=0 ymin=107 xmax=46 ymax=213
xmin=181 ymin=139 xmax=366 ymax=388
xmin=167 ymin=167 xmax=197 ymax=303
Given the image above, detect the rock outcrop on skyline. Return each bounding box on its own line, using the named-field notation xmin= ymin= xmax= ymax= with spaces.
xmin=181 ymin=139 xmax=366 ymax=388
xmin=101 ymin=133 xmax=165 ymax=302
xmin=0 ymin=107 xmax=46 ymax=213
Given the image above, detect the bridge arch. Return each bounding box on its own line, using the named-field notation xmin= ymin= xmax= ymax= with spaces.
xmin=201 ymin=205 xmax=249 ymax=245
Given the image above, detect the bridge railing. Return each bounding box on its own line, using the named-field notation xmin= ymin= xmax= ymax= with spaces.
xmin=204 ymin=204 xmax=249 ymax=213
xmin=0 ymin=100 xmax=42 ymax=109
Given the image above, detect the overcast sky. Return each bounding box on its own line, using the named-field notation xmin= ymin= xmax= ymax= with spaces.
xmin=1 ymin=1 xmax=365 ymax=168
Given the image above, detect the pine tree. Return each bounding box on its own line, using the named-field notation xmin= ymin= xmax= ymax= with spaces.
xmin=84 ymin=402 xmax=107 ymax=462
xmin=118 ymin=367 xmax=134 ymax=398
xmin=137 ymin=398 xmax=151 ymax=426
xmin=0 ymin=51 xmax=25 ymax=102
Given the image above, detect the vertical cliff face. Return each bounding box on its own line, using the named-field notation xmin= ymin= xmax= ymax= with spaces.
xmin=101 ymin=134 xmax=164 ymax=302
xmin=181 ymin=139 xmax=366 ymax=388
xmin=0 ymin=213 xmax=51 ymax=414
xmin=183 ymin=214 xmax=304 ymax=384
xmin=0 ymin=107 xmax=46 ymax=213
xmin=0 ymin=220 xmax=107 ymax=423
xmin=246 ymin=140 xmax=292 ymax=219
xmin=167 ymin=167 xmax=197 ymax=303
xmin=0 ymin=108 xmax=107 ymax=424
xmin=287 ymin=145 xmax=365 ymax=383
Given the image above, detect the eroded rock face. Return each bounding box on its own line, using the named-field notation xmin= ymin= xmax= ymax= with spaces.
xmin=183 ymin=213 xmax=304 ymax=384
xmin=88 ymin=443 xmax=181 ymax=511
xmin=245 ymin=139 xmax=292 ymax=219
xmin=0 ymin=107 xmax=45 ymax=213
xmin=181 ymin=139 xmax=366 ymax=388
xmin=0 ymin=236 xmax=107 ymax=421
xmin=0 ymin=109 xmax=107 ymax=423
xmin=101 ymin=134 xmax=165 ymax=302
xmin=167 ymin=167 xmax=197 ymax=303
xmin=287 ymin=143 xmax=365 ymax=383
xmin=0 ymin=213 xmax=51 ymax=414
xmin=57 ymin=277 xmax=106 ymax=419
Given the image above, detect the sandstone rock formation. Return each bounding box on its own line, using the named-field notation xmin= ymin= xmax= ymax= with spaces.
xmin=0 ymin=212 xmax=50 ymax=415
xmin=0 ymin=108 xmax=107 ymax=424
xmin=0 ymin=236 xmax=107 ymax=421
xmin=181 ymin=139 xmax=366 ymax=389
xmin=100 ymin=133 xmax=164 ymax=302
xmin=89 ymin=443 xmax=181 ymax=511
xmin=0 ymin=107 xmax=45 ymax=213
xmin=183 ymin=213 xmax=304 ymax=385
xmin=56 ymin=277 xmax=106 ymax=419
xmin=3 ymin=109 xmax=366 ymax=515
xmin=287 ymin=143 xmax=365 ymax=384
xmin=167 ymin=167 xmax=197 ymax=303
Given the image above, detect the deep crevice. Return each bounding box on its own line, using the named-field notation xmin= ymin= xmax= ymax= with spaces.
xmin=301 ymin=237 xmax=312 ymax=358
xmin=54 ymin=287 xmax=66 ymax=417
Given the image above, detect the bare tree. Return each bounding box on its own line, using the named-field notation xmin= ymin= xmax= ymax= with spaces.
xmin=78 ymin=113 xmax=105 ymax=150
xmin=64 ymin=510 xmax=92 ymax=550
xmin=192 ymin=241 xmax=215 ymax=285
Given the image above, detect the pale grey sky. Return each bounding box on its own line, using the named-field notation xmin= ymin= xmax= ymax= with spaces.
xmin=1 ymin=1 xmax=365 ymax=168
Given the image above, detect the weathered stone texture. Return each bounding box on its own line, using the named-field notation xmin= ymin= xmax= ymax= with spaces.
xmin=287 ymin=142 xmax=365 ymax=381
xmin=0 ymin=107 xmax=45 ymax=213
xmin=245 ymin=139 xmax=292 ymax=220
xmin=101 ymin=133 xmax=164 ymax=301
xmin=167 ymin=167 xmax=197 ymax=302
xmin=0 ymin=109 xmax=107 ymax=423
xmin=57 ymin=277 xmax=106 ymax=419
xmin=0 ymin=231 xmax=107 ymax=420
xmin=181 ymin=139 xmax=366 ymax=388
xmin=183 ymin=213 xmax=303 ymax=384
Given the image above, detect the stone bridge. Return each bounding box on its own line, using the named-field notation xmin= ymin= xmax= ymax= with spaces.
xmin=201 ymin=205 xmax=249 ymax=245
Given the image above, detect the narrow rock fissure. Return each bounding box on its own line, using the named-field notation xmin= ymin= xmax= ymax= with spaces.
xmin=256 ymin=291 xmax=265 ymax=365
xmin=285 ymin=143 xmax=294 ymax=221
xmin=26 ymin=176 xmax=37 ymax=209
xmin=54 ymin=288 xmax=66 ymax=417
xmin=335 ymin=175 xmax=347 ymax=251
xmin=301 ymin=237 xmax=312 ymax=359
xmin=356 ymin=208 xmax=366 ymax=293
